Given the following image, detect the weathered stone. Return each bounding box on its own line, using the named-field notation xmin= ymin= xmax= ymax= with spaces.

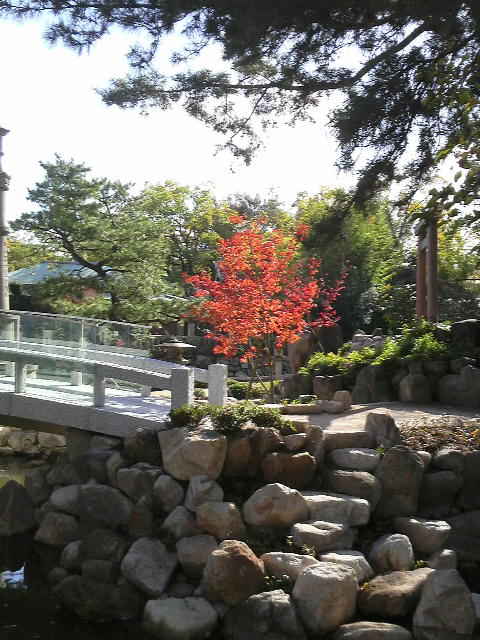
xmin=168 ymin=581 xmax=194 ymax=598
xmin=364 ymin=411 xmax=402 ymax=449
xmin=369 ymin=534 xmax=414 ymax=572
xmin=319 ymin=550 xmax=373 ymax=583
xmin=427 ymin=548 xmax=457 ymax=570
xmin=223 ymin=435 xmax=252 ymax=476
xmin=77 ymin=484 xmax=134 ymax=529
xmin=128 ymin=501 xmax=154 ymax=539
xmin=329 ymin=448 xmax=381 ymax=472
xmin=283 ymin=433 xmax=308 ymax=451
xmin=153 ymin=474 xmax=185 ymax=513
xmin=416 ymin=450 xmax=432 ymax=470
xmin=116 ymin=464 xmax=162 ymax=503
xmin=413 ymin=569 xmax=476 ymax=640
xmin=50 ymin=484 xmax=80 ymax=515
xmin=0 ymin=426 xmax=14 ymax=446
xmin=438 ymin=365 xmax=480 ymax=409
xmin=8 ymin=429 xmax=38 ymax=453
xmin=472 ymin=593 xmax=480 ymax=625
xmin=54 ymin=575 xmax=144 ymax=621
xmin=24 ymin=466 xmax=51 ymax=506
xmin=332 ymin=622 xmax=413 ymax=639
xmin=261 ymin=452 xmax=316 ymax=489
xmin=106 ymin=451 xmax=128 ymax=488
xmin=447 ymin=509 xmax=480 ymax=562
xmin=301 ymin=491 xmax=370 ymax=526
xmin=144 ymin=597 xmax=218 ymax=640
xmin=48 ymin=567 xmax=68 ymax=584
xmin=394 ymin=517 xmax=451 ymax=555
xmin=317 ymin=323 xmax=343 ymax=353
xmin=333 ymin=390 xmax=352 ymax=408
xmin=351 ymin=365 xmax=395 ymax=404
xmin=46 ymin=453 xmax=81 ymax=486
xmin=399 ymin=371 xmax=431 ymax=403
xmin=81 ymin=528 xmax=129 ymax=562
xmin=35 ymin=511 xmax=79 ymax=547
xmin=374 ymin=446 xmax=424 ymax=518
xmin=450 ymin=318 xmax=480 ymax=353
xmin=65 ymin=428 xmax=93 ymax=460
xmin=327 ymin=470 xmax=381 ymax=509
xmin=247 ymin=427 xmax=284 ymax=472
xmin=197 ymin=502 xmax=246 ymax=541
xmin=223 ymin=589 xmax=307 ymax=640
xmin=281 ymin=373 xmax=312 ymax=398
xmin=121 ymin=537 xmax=177 ymax=597
xmin=318 ymin=399 xmax=346 ymax=413
xmin=202 ymin=540 xmax=265 ymax=605
xmin=176 ymin=535 xmax=218 ymax=579
xmin=124 ymin=426 xmax=162 ymax=465
xmin=159 ymin=426 xmax=227 ymax=481
xmin=292 ymin=563 xmax=357 ymax=635
xmin=242 ymin=484 xmax=309 ymax=528
xmin=185 ymin=475 xmax=224 ymax=512
xmin=161 ymin=506 xmax=201 ymax=540
xmin=324 ymin=430 xmax=374 ymax=451
xmin=418 ymin=470 xmax=462 ymax=517
xmin=313 ymin=375 xmax=342 ymax=400
xmin=291 ymin=521 xmax=354 ymax=553
xmin=260 ymin=552 xmax=319 ymax=581
xmin=60 ymin=540 xmax=82 ymax=570
xmin=82 ymin=559 xmax=119 ymax=584
xmin=90 ymin=435 xmax=120 ymax=449
xmin=456 ymin=450 xmax=480 ymax=510
xmin=450 ymin=357 xmax=476 ymax=374
xmin=358 ymin=568 xmax=433 ymax=618
xmin=304 ymin=425 xmax=325 ymax=467
xmin=0 ymin=480 xmax=36 ymax=536
xmin=432 ymin=448 xmax=465 ymax=474
xmin=72 ymin=447 xmax=113 ymax=483
xmin=38 ymin=432 xmax=66 ymax=449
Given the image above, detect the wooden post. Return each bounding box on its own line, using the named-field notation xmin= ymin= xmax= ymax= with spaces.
xmin=426 ymin=218 xmax=439 ymax=323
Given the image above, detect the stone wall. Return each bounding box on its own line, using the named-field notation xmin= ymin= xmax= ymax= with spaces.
xmin=0 ymin=426 xmax=65 ymax=457
xmin=1 ymin=412 xmax=479 ymax=638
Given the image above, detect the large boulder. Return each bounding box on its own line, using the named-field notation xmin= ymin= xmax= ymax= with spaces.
xmin=447 ymin=509 xmax=480 ymax=562
xmin=35 ymin=511 xmax=79 ymax=547
xmin=223 ymin=589 xmax=307 ymax=640
xmin=202 ymin=540 xmax=265 ymax=605
xmin=176 ymin=535 xmax=218 ymax=579
xmin=437 ymin=365 xmax=480 ymax=409
xmin=374 ymin=446 xmax=424 ymax=518
xmin=54 ymin=575 xmax=144 ymax=622
xmin=80 ymin=528 xmax=129 ymax=563
xmin=72 ymin=447 xmax=113 ymax=484
xmin=158 ymin=426 xmax=227 ymax=481
xmin=196 ymin=502 xmax=247 ymax=541
xmin=364 ymin=412 xmax=402 ymax=449
xmin=291 ymin=520 xmax=354 ymax=553
xmin=313 ymin=375 xmax=342 ymax=400
xmin=24 ymin=467 xmax=51 ymax=506
xmin=116 ymin=464 xmax=162 ymax=503
xmin=0 ymin=480 xmax=36 ymax=536
xmin=242 ymin=484 xmax=309 ymax=529
xmin=301 ymin=491 xmax=370 ymax=526
xmin=327 ymin=470 xmax=381 ymax=509
xmin=185 ymin=475 xmax=224 ymax=512
xmin=50 ymin=485 xmax=81 ymax=515
xmin=333 ymin=622 xmax=413 ymax=639
xmin=398 ymin=368 xmax=431 ymax=403
xmin=351 ymin=365 xmax=395 ymax=404
xmin=124 ymin=426 xmax=163 ymax=465
xmin=418 ymin=471 xmax=462 ymax=518
xmin=369 ymin=534 xmax=414 ymax=572
xmin=144 ymin=597 xmax=218 ymax=640
xmin=292 ymin=563 xmax=357 ymax=635
xmin=260 ymin=552 xmax=319 ymax=581
xmin=413 ymin=569 xmax=476 ymax=640
xmin=261 ymin=452 xmax=316 ymax=489
xmin=358 ymin=568 xmax=433 ymax=618
xmin=120 ymin=537 xmax=177 ymax=597
xmin=432 ymin=448 xmax=465 ymax=474
xmin=329 ymin=448 xmax=381 ymax=472
xmin=450 ymin=319 xmax=480 ymax=354
xmin=153 ymin=475 xmax=185 ymax=513
xmin=319 ymin=550 xmax=373 ymax=583
xmin=456 ymin=450 xmax=480 ymax=510
xmin=394 ymin=517 xmax=451 ymax=555
xmin=160 ymin=506 xmax=201 ymax=540
xmin=77 ymin=484 xmax=134 ymax=529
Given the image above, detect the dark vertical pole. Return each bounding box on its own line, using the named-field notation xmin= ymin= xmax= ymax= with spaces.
xmin=416 ymin=226 xmax=427 ymax=319
xmin=426 ymin=218 xmax=438 ymax=323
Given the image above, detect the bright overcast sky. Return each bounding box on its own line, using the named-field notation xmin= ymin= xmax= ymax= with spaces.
xmin=0 ymin=16 xmax=354 ymax=222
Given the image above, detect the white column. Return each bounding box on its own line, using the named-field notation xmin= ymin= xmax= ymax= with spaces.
xmin=0 ymin=128 xmax=10 ymax=312
xmin=93 ymin=366 xmax=106 ymax=407
xmin=208 ymin=363 xmax=228 ymax=406
xmin=14 ymin=359 xmax=27 ymax=393
xmin=171 ymin=367 xmax=194 ymax=409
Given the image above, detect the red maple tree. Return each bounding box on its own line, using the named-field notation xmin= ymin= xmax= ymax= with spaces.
xmin=184 ymin=217 xmax=345 ymax=400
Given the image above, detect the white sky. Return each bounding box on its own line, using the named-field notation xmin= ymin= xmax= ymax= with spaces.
xmin=0 ymin=16 xmax=354 ymax=222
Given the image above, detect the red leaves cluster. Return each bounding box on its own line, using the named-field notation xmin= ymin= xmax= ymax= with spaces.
xmin=184 ymin=219 xmax=344 ymax=362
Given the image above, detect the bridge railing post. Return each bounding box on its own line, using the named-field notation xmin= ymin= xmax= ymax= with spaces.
xmin=171 ymin=367 xmax=194 ymax=410
xmin=208 ymin=363 xmax=228 ymax=406
xmin=93 ymin=366 xmax=106 ymax=407
xmin=14 ymin=358 xmax=27 ymax=393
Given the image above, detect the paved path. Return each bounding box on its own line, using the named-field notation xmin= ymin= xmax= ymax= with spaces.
xmin=305 ymin=401 xmax=479 ymax=432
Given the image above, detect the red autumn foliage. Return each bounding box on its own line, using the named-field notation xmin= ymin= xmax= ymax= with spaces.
xmin=184 ymin=218 xmax=346 ymax=372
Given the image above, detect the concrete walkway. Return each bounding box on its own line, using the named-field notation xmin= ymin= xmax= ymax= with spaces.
xmin=305 ymin=401 xmax=479 ymax=432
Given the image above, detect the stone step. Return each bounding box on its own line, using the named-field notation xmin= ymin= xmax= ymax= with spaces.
xmin=323 ymin=430 xmax=375 ymax=451
xmin=301 ymin=490 xmax=370 ymax=526
xmin=328 ymin=447 xmax=382 ymax=472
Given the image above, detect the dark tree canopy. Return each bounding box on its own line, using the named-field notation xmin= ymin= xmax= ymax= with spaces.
xmin=2 ymin=1 xmax=480 ymax=214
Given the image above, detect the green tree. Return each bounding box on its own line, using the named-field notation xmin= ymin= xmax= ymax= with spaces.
xmin=12 ymin=156 xmax=184 ymax=322
xmin=7 ymin=237 xmax=57 ymax=271
xmin=2 ymin=1 xmax=479 ymax=212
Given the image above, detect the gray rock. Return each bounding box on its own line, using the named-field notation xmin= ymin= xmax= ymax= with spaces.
xmin=242 ymin=483 xmax=309 ymax=528
xmin=438 ymin=366 xmax=480 ymax=409
xmin=364 ymin=411 xmax=402 ymax=449
xmin=153 ymin=474 xmax=185 ymax=513
xmin=24 ymin=466 xmax=51 ymax=506
xmin=318 ymin=550 xmax=373 ymax=583
xmin=77 ymin=484 xmax=134 ymax=529
xmin=121 ymin=537 xmax=177 ymax=597
xmin=351 ymin=365 xmax=395 ymax=404
xmin=329 ymin=448 xmax=381 ymax=472
xmin=72 ymin=447 xmax=113 ymax=483
xmin=398 ymin=371 xmax=431 ymax=403
xmin=196 ymin=502 xmax=246 ymax=541
xmin=327 ymin=470 xmax=381 ymax=509
xmin=284 ymin=433 xmax=308 ymax=451
xmin=456 ymin=450 xmax=480 ymax=510
xmin=333 ymin=621 xmax=412 ymax=639
xmin=54 ymin=575 xmax=144 ymax=622
xmin=394 ymin=517 xmax=451 ymax=555
xmin=38 ymin=432 xmax=66 ymax=449
xmin=35 ymin=511 xmax=79 ymax=547
xmin=260 ymin=552 xmax=319 ymax=581
xmin=418 ymin=470 xmax=462 ymax=518
xmin=0 ymin=480 xmax=36 ymax=536
xmin=413 ymin=569 xmax=476 ymax=639
xmin=318 ymin=399 xmax=347 ymax=414
xmin=50 ymin=485 xmax=80 ymax=515
xmin=313 ymin=375 xmax=342 ymax=400
xmin=168 ymin=581 xmax=194 ymax=598
xmin=358 ymin=568 xmax=433 ymax=618
xmin=450 ymin=319 xmax=480 ymax=353
xmin=116 ymin=464 xmax=162 ymax=503
xmin=369 ymin=534 xmax=414 ymax=572
xmin=292 ymin=563 xmax=357 ymax=635
xmin=427 ymin=548 xmax=457 ymax=570
xmin=60 ymin=540 xmax=82 ymax=570
xmin=333 ymin=390 xmax=352 ymax=409
xmin=432 ymin=448 xmax=465 ymax=474
xmin=124 ymin=426 xmax=162 ymax=465
xmin=261 ymin=451 xmax=316 ymax=489
xmin=223 ymin=589 xmax=307 ymax=640
xmin=81 ymin=528 xmax=128 ymax=562
xmin=176 ymin=535 xmax=218 ymax=579
xmin=82 ymin=559 xmax=119 ymax=584
xmin=144 ymin=597 xmax=218 ymax=640
xmin=374 ymin=446 xmax=424 ymax=518
xmin=291 ymin=520 xmax=354 ymax=553
xmin=416 ymin=451 xmax=432 ymax=470
xmin=447 ymin=509 xmax=480 ymax=562
xmin=128 ymin=501 xmax=154 ymax=539
xmin=472 ymin=593 xmax=480 ymax=625
xmin=106 ymin=451 xmax=128 ymax=488
xmin=65 ymin=428 xmax=93 ymax=460
xmin=46 ymin=453 xmax=81 ymax=486
xmin=159 ymin=426 xmax=227 ymax=481
xmin=324 ymin=431 xmax=374 ymax=451
xmin=185 ymin=475 xmax=224 ymax=512
xmin=301 ymin=491 xmax=370 ymax=526
xmin=450 ymin=357 xmax=476 ymax=374
xmin=161 ymin=505 xmax=201 ymax=539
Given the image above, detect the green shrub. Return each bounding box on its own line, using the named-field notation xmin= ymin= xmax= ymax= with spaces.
xmin=166 ymin=404 xmax=211 ymax=429
xmin=228 ymin=379 xmax=267 ymax=400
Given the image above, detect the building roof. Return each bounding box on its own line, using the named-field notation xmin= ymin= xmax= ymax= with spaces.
xmin=8 ymin=261 xmax=101 ymax=285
